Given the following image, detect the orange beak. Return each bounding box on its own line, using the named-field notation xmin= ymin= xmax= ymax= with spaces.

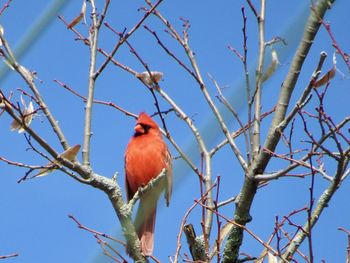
xmin=134 ymin=123 xmax=144 ymax=134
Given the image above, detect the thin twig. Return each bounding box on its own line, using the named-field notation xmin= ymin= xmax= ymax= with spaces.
xmin=256 ymin=114 xmax=350 ymax=181
xmin=251 ymin=0 xmax=266 ymax=160
xmin=320 ymin=18 xmax=350 ymax=72
xmin=210 ymin=107 xmax=275 ymax=157
xmin=0 ymin=253 xmax=19 ymax=260
xmin=69 ymin=214 xmax=126 ymax=246
xmin=282 ymin=156 xmax=349 ymax=260
xmin=196 ymin=201 xmax=286 ymax=262
xmin=54 ymin=79 xmax=136 ymax=118
xmin=210 ymin=74 xmax=250 ymax=163
xmin=173 ymin=180 xmax=216 ymax=263
xmin=94 ymin=0 xmax=163 ymax=79
xmin=0 ymin=0 xmax=12 ymax=16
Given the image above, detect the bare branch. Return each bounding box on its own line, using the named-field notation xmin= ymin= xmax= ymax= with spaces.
xmin=196 ymin=200 xmax=286 ymax=262
xmin=54 ymin=79 xmax=136 ymax=118
xmin=255 ymin=148 xmax=332 ymax=181
xmin=96 ymin=0 xmax=110 ymax=29
xmin=82 ymin=0 xmax=98 ymax=167
xmin=256 ymin=116 xmax=350 ymax=181
xmin=146 ymin=1 xmax=248 ymax=172
xmin=277 ymin=52 xmax=327 ymax=132
xmin=174 ymin=198 xmax=202 ymax=263
xmin=0 ymin=0 xmax=12 ymax=16
xmin=0 ymin=253 xmax=18 ymax=260
xmin=210 ymin=74 xmax=250 ymax=162
xmin=251 ymin=0 xmax=266 ymax=160
xmin=256 ymin=0 xmax=336 ymax=172
xmin=282 ymin=156 xmax=349 ymax=260
xmin=320 ymin=18 xmax=350 ymax=72
xmin=69 ymin=214 xmax=126 ymax=246
xmin=210 ymin=107 xmax=275 ymax=157
xmin=223 ymin=1 xmax=336 ymax=262
xmin=94 ymin=0 xmax=163 ymax=79
xmin=0 ymin=31 xmax=70 ymax=150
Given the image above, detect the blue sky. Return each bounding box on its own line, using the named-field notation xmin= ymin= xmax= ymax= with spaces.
xmin=0 ymin=1 xmax=349 ymax=262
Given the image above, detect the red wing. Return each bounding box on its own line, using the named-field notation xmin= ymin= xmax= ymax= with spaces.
xmin=125 ymin=172 xmax=134 ymax=202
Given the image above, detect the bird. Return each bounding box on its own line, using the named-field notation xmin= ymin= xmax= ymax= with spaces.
xmin=124 ymin=112 xmax=172 ymax=256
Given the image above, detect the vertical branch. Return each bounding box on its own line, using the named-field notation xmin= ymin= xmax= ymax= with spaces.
xmin=214 ymin=176 xmax=222 ymax=263
xmin=256 ymin=0 xmax=335 ymax=169
xmin=241 ymin=6 xmax=253 ymax=164
xmin=338 ymin=227 xmax=350 ymax=263
xmin=307 ymin=155 xmax=315 ymax=262
xmin=223 ymin=1 xmax=336 ymax=262
xmin=252 ymin=0 xmax=266 ymax=160
xmin=82 ymin=0 xmax=98 ymax=167
xmin=162 ymin=84 xmax=214 ymax=239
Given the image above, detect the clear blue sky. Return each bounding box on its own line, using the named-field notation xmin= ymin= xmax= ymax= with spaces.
xmin=0 ymin=1 xmax=349 ymax=262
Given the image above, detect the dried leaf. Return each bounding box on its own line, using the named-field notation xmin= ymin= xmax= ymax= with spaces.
xmin=262 ymin=49 xmax=279 ymax=82
xmin=67 ymin=14 xmax=83 ymax=29
xmin=35 ymin=144 xmax=81 ymax=177
xmin=34 ymin=164 xmax=57 ymax=178
xmin=136 ymin=71 xmax=163 ymax=85
xmin=60 ymin=144 xmax=81 ymax=161
xmin=67 ymin=1 xmax=86 ymax=29
xmin=313 ymin=66 xmax=336 ymax=88
xmin=267 ymin=252 xmax=278 ymax=263
xmin=10 ymin=100 xmax=35 ymax=133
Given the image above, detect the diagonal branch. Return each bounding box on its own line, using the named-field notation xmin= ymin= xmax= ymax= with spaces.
xmin=0 ymin=31 xmax=70 ymax=150
xmin=94 ymin=0 xmax=163 ymax=79
xmin=277 ymin=51 xmax=328 ymax=133
xmin=282 ymin=155 xmax=349 ymax=261
xmin=147 ymin=4 xmax=248 ymax=173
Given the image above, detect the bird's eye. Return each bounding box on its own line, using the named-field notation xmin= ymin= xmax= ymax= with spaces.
xmin=141 ymin=124 xmax=151 ymax=133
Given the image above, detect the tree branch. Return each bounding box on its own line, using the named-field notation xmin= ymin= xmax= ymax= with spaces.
xmin=82 ymin=0 xmax=99 ymax=167
xmin=222 ymin=1 xmax=336 ymax=262
xmin=256 ymin=0 xmax=335 ymax=171
xmin=252 ymin=0 xmax=266 ymax=161
xmin=282 ymin=156 xmax=349 ymax=261
xmin=0 ymin=30 xmax=70 ymax=150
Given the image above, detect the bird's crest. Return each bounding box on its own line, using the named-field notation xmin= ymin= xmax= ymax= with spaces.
xmin=137 ymin=112 xmax=159 ymax=129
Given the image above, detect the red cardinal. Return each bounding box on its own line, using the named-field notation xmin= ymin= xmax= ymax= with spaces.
xmin=125 ymin=112 xmax=172 ymax=256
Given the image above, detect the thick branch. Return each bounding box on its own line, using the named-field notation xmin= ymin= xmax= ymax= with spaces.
xmin=277 ymin=51 xmax=328 ymax=132
xmin=222 ymin=1 xmax=335 ymax=262
xmin=257 ymin=0 xmax=335 ymax=171
xmin=89 ymin=174 xmax=146 ymax=262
